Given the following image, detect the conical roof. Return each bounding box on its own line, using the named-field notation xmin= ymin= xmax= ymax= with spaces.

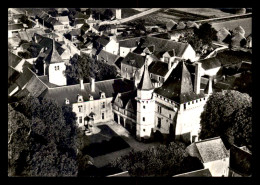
xmin=137 ymin=61 xmax=153 ymax=90
xmin=45 ymin=34 xmax=63 ymax=64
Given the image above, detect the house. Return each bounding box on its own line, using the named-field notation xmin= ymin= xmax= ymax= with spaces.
xmin=36 ymin=11 xmax=64 ymax=30
xmin=216 ymin=27 xmax=231 ymax=42
xmin=94 ymin=35 xmax=119 ymax=55
xmin=96 ymin=50 xmax=121 ymax=72
xmin=168 ymin=28 xmax=194 ymax=42
xmin=173 ymin=168 xmax=212 ymax=177
xmin=186 ymin=137 xmax=229 ymax=177
xmin=56 ymin=16 xmax=70 ymax=28
xmin=135 ymin=36 xmax=197 ymax=62
xmin=166 ymin=20 xmax=177 ymax=31
xmin=228 ymin=145 xmax=252 ymax=177
xmin=118 ymin=37 xmax=142 ymax=57
xmin=74 ymin=18 xmax=85 ymax=29
xmin=8 ymin=23 xmax=25 ymax=38
xmin=40 ymin=78 xmax=135 ymax=127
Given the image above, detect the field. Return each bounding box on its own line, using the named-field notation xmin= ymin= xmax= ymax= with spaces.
xmin=211 ymin=17 xmax=252 ymax=37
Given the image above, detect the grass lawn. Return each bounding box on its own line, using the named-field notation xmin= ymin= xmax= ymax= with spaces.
xmin=81 ymin=124 xmax=130 ymax=158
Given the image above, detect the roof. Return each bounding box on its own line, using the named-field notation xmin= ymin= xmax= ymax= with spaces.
xmin=199 ymin=57 xmax=221 ymax=70
xmin=148 ymin=61 xmax=169 ymax=77
xmin=168 ymin=28 xmax=194 ymax=36
xmin=217 ymin=28 xmax=231 ymax=41
xmin=24 ymin=71 xmax=48 ymax=97
xmin=216 ymin=50 xmax=252 ymax=66
xmin=40 ymin=78 xmax=135 ymax=106
xmin=95 ymin=35 xmax=110 ymax=47
xmin=74 ymin=18 xmax=85 ymax=25
xmin=121 ymin=52 xmax=146 ymax=69
xmin=57 ymin=16 xmax=69 ymax=23
xmin=15 ymin=67 xmax=34 ymax=88
xmin=177 ymin=22 xmax=186 ymax=29
xmin=119 ymin=37 xmax=142 ymax=48
xmin=187 ymin=137 xmax=229 ymax=163
xmin=231 ymin=33 xmax=246 ymax=46
xmin=229 ymin=145 xmax=252 ymax=176
xmin=154 ymin=61 xmax=204 ymax=104
xmin=8 ymin=23 xmax=24 ymax=30
xmin=114 ymin=57 xmax=124 ymax=69
xmin=8 ymin=66 xmax=20 ymax=85
xmin=107 ymin=171 xmax=130 ymax=177
xmin=114 ymin=90 xmax=136 ymax=109
xmin=69 ymin=29 xmax=81 ymax=36
xmin=37 ymin=75 xmax=59 ymax=88
xmin=97 ymin=50 xmax=120 ymax=66
xmin=186 ymin=21 xmax=199 ymax=28
xmin=233 ymin=26 xmax=245 ymax=36
xmin=173 ymin=168 xmax=212 ymax=177
xmin=8 ymin=51 xmax=23 ymax=68
xmin=166 ymin=20 xmax=177 ymax=30
xmin=139 ymin=36 xmax=190 ymax=58
xmin=44 ymin=37 xmax=63 ymax=64
xmin=35 ymin=34 xmax=64 ymax=55
xmin=138 ymin=62 xmax=154 ymax=90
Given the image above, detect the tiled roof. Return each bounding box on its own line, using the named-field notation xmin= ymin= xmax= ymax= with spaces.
xmin=37 ymin=75 xmax=59 ymax=88
xmin=69 ymin=29 xmax=81 ymax=36
xmin=115 ymin=90 xmax=136 ymax=109
xmin=97 ymin=50 xmax=120 ymax=66
xmin=166 ymin=20 xmax=177 ymax=30
xmin=44 ymin=38 xmax=63 ymax=64
xmin=40 ymin=78 xmax=135 ymax=106
xmin=188 ymin=137 xmax=229 ymax=163
xmin=174 ymin=168 xmax=212 ymax=177
xmin=8 ymin=23 xmax=24 ymax=30
xmin=8 ymin=66 xmax=20 ymax=85
xmin=8 ymin=51 xmax=22 ymax=68
xmin=57 ymin=16 xmax=69 ymax=23
xmin=138 ymin=62 xmax=154 ymax=90
xmin=154 ymin=61 xmax=204 ymax=104
xmin=74 ymin=18 xmax=85 ymax=25
xmin=25 ymin=71 xmax=48 ymax=97
xmin=119 ymin=37 xmax=142 ymax=48
xmin=229 ymin=145 xmax=252 ymax=176
xmin=95 ymin=35 xmax=110 ymax=47
xmin=36 ymin=34 xmax=65 ymax=55
xmin=121 ymin=52 xmax=146 ymax=69
xmin=199 ymin=57 xmax=221 ymax=70
xmin=15 ymin=67 xmax=34 ymax=88
xmin=139 ymin=36 xmax=190 ymax=58
xmin=217 ymin=28 xmax=231 ymax=41
xmin=216 ymin=50 xmax=252 ymax=66
xmin=148 ymin=61 xmax=169 ymax=77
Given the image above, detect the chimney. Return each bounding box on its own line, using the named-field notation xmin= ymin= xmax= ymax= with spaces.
xmin=90 ymin=77 xmax=95 ymax=92
xmin=208 ymin=76 xmax=213 ymax=94
xmin=80 ymin=78 xmax=84 ymax=90
xmin=194 ymin=62 xmax=202 ymax=94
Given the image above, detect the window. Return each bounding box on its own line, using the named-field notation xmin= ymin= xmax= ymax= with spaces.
xmin=143 ymin=129 xmax=145 ymax=132
xmin=143 ymin=105 xmax=145 ymax=109
xmin=102 ymin=102 xmax=105 ymax=108
xmin=55 ymin=66 xmax=59 ymax=71
xmin=78 ymin=105 xmax=83 ymax=112
xmin=169 ymin=114 xmax=171 ymax=119
xmin=102 ymin=113 xmax=105 ymax=120
xmin=158 ymin=106 xmax=161 ymax=113
xmin=158 ymin=76 xmax=161 ymax=81
xmin=143 ymin=117 xmax=145 ymax=122
xmin=157 ymin=117 xmax=161 ymax=128
xmin=184 ymin=103 xmax=186 ymax=109
xmin=79 ymin=116 xmax=82 ymax=123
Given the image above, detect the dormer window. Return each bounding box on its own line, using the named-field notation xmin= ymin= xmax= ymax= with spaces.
xmin=65 ymin=98 xmax=70 ymax=105
xmin=89 ymin=94 xmax=94 ymax=101
xmin=100 ymin=92 xmax=106 ymax=99
xmin=77 ymin=95 xmax=83 ymax=102
xmin=164 ymin=57 xmax=170 ymax=63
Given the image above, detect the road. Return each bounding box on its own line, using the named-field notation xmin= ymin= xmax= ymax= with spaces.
xmin=99 ymin=8 xmax=162 ymax=25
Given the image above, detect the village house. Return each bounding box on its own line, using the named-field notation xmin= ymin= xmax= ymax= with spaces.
xmin=186 ymin=137 xmax=230 ymax=177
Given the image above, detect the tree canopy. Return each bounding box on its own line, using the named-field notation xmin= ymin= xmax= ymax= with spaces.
xmin=199 ymin=90 xmax=252 ymax=150
xmin=65 ymin=54 xmax=118 ymax=85
xmin=8 ymin=96 xmax=78 ymax=176
xmin=108 ymin=142 xmax=203 ymax=177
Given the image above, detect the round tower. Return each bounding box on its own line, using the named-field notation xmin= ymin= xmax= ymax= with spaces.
xmin=135 ymin=61 xmax=155 ymax=141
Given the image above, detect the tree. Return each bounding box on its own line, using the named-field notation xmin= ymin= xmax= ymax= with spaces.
xmin=199 ymin=90 xmax=252 ymax=149
xmin=65 ymin=54 xmax=118 ymax=85
xmin=9 ymin=96 xmax=78 ymax=176
xmin=108 ymin=142 xmax=203 ymax=177
xmin=103 ymin=9 xmax=113 ymax=20
xmin=194 ymin=23 xmax=218 ymax=47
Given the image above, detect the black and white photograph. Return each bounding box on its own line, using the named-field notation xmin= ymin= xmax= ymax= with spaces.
xmin=8 ymin=7 xmax=252 ymax=178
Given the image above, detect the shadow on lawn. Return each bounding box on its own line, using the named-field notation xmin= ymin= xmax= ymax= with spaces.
xmin=82 ymin=125 xmax=130 ymax=158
